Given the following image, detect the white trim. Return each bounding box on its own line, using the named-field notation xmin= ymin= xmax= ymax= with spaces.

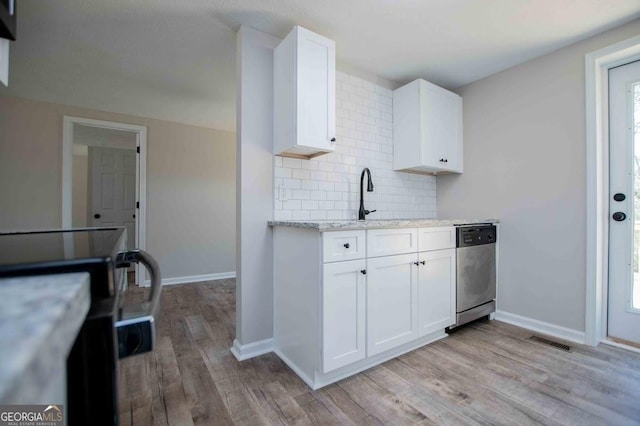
xmin=585 ymin=35 xmax=640 ymax=346
xmin=600 ymin=338 xmax=640 ymax=354
xmin=141 ymin=271 xmax=236 ymax=287
xmin=230 ymin=338 xmax=274 ymax=361
xmin=62 ymin=116 xmax=148 ymax=285
xmin=495 ymin=310 xmax=586 ymax=344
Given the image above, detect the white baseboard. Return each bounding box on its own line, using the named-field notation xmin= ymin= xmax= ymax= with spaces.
xmin=495 ymin=310 xmax=586 ymax=344
xmin=230 ymin=338 xmax=274 ymax=361
xmin=141 ymin=271 xmax=236 ymax=287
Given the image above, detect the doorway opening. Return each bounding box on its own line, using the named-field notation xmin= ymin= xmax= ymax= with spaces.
xmin=62 ymin=116 xmax=147 ymax=286
xmin=586 ymin=35 xmax=640 ymax=350
xmin=608 ymin=60 xmax=640 ymax=347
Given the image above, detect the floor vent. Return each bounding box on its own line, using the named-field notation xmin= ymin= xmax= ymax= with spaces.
xmin=529 ymin=335 xmax=571 ymax=351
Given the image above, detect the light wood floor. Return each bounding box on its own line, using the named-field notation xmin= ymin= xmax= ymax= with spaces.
xmin=118 ymin=280 xmax=640 ymax=425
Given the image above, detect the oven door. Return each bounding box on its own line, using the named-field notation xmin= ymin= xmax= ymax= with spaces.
xmin=67 ymin=249 xmax=161 ymax=426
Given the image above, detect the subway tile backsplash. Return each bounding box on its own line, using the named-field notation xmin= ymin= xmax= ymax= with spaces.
xmin=273 ymin=72 xmax=437 ymax=221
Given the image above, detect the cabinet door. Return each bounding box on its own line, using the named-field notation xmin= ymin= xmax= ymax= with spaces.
xmin=367 ymin=253 xmax=418 ymax=356
xmin=392 ymin=79 xmax=463 ymax=174
xmin=420 ymin=81 xmax=463 ymax=173
xmin=322 ymin=259 xmax=366 ymax=373
xmin=417 ymin=249 xmax=456 ymax=336
xmin=297 ymin=27 xmax=335 ymax=152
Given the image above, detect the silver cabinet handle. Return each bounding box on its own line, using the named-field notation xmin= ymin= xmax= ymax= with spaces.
xmin=115 ymin=249 xmax=162 ymax=358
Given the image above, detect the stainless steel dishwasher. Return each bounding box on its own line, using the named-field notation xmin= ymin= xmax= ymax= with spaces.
xmin=453 ymin=224 xmax=496 ymax=328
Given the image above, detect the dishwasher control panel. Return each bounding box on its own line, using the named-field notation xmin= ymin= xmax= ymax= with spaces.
xmin=457 ymin=225 xmax=496 ymax=248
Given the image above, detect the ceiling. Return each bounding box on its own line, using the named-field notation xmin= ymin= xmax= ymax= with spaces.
xmin=1 ymin=0 xmax=639 ymax=132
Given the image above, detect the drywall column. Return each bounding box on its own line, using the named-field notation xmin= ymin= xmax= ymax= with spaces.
xmin=232 ymin=26 xmax=279 ymax=359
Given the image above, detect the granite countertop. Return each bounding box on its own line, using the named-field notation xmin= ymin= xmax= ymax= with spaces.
xmin=0 ymin=273 xmax=91 ymax=403
xmin=269 ymin=218 xmax=499 ymax=231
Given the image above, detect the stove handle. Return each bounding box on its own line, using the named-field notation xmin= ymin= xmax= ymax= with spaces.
xmin=115 ymin=249 xmax=162 ymax=359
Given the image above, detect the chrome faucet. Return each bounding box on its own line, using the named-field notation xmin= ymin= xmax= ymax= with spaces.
xmin=359 ymin=168 xmax=376 ymax=220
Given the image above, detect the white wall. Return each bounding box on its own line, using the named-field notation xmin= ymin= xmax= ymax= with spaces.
xmin=437 ymin=19 xmax=640 ymax=335
xmin=0 ymin=95 xmax=236 ymax=282
xmin=234 ymin=26 xmax=280 ymax=351
xmin=274 ymin=72 xmax=436 ymax=221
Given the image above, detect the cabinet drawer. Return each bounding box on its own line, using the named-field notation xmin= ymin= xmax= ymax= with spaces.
xmin=323 ymin=231 xmax=366 ymax=263
xmin=417 ymin=227 xmax=455 ymax=252
xmin=367 ymin=228 xmax=418 ymax=257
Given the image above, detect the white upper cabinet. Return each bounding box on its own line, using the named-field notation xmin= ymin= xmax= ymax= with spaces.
xmin=274 ymin=26 xmax=336 ymax=159
xmin=393 ymin=79 xmax=463 ymax=174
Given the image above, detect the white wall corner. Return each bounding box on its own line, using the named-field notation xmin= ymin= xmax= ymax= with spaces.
xmin=231 ymin=338 xmax=274 ymax=361
xmin=235 ymin=24 xmax=280 ymax=349
xmin=495 ymin=310 xmax=586 ymax=345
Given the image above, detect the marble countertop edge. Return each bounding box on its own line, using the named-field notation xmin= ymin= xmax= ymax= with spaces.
xmin=0 ymin=273 xmax=91 ymax=403
xmin=268 ymin=218 xmax=499 ymax=231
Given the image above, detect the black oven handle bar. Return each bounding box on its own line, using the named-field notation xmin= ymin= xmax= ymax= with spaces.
xmin=115 ymin=249 xmax=162 ymax=359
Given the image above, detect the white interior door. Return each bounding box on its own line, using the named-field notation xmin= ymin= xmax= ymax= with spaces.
xmin=608 ymin=60 xmax=640 ymax=345
xmin=90 ymin=146 xmax=137 ymax=251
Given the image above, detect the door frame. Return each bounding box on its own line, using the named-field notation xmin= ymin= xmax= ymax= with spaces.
xmin=585 ymin=35 xmax=640 ymax=348
xmin=62 ymin=116 xmax=148 ymax=285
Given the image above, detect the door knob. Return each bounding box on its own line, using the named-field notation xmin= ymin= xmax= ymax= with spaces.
xmin=614 ymin=193 xmax=626 ymax=202
xmin=612 ymin=212 xmax=627 ymax=221
xmin=94 ymin=213 xmax=101 ymax=219
xmin=360 ymin=269 xmax=366 ymax=275
xmin=343 ymin=243 xmax=350 ymax=249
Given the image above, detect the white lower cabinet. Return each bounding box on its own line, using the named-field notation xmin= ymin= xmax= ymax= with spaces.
xmin=322 ymin=260 xmax=366 ymax=372
xmin=417 ymin=249 xmax=456 ymax=336
xmin=366 ymin=253 xmax=418 ymax=356
xmin=273 ymin=225 xmax=457 ymax=390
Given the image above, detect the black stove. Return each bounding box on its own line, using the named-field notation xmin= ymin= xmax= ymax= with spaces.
xmin=0 ymin=227 xmax=161 ymax=426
